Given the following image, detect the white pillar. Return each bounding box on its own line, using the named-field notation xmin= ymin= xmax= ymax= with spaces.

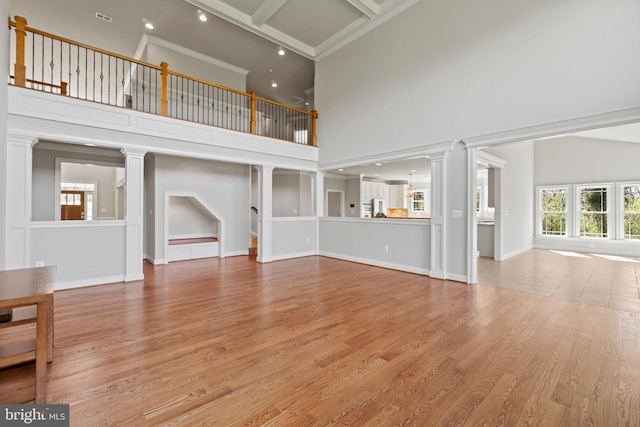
xmin=121 ymin=148 xmax=146 ymax=281
xmin=4 ymin=134 xmax=35 ymax=269
xmin=315 ymin=171 xmax=325 ymax=254
xmin=467 ymin=147 xmax=478 ymax=284
xmin=5 ymin=134 xmax=35 ymax=268
xmin=0 ymin=0 xmax=11 ymax=269
xmin=429 ymin=152 xmax=447 ymax=279
xmin=257 ymin=165 xmax=274 ymax=263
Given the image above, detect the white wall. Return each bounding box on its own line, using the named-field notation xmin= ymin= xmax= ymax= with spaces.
xmin=153 ymin=155 xmax=250 ymax=260
xmin=535 ymin=137 xmax=640 ymax=185
xmin=316 ymin=0 xmax=640 ymax=165
xmin=319 ymin=217 xmax=431 ymax=275
xmin=272 ymin=170 xmax=314 ymax=217
xmin=485 ymin=140 xmax=535 ymax=259
xmin=444 ymin=143 xmax=468 ymax=279
xmin=146 ymin=43 xmax=247 ymax=92
xmin=168 ymin=196 xmax=217 ymax=238
xmin=345 ymin=177 xmax=361 ymax=217
xmin=30 ymin=222 xmax=126 ymax=288
xmin=273 ymin=171 xmax=301 ymax=217
xmin=272 ymin=218 xmax=316 ymax=259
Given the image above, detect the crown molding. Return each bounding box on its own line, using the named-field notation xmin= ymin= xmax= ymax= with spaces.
xmin=135 ymin=33 xmax=250 ymax=76
xmin=464 ymin=106 xmax=640 ymax=148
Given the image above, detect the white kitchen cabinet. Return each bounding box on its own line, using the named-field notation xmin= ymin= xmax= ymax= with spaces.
xmin=388 ymin=184 xmax=406 ymax=208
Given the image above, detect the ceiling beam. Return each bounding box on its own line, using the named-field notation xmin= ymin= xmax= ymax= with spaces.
xmin=252 ymin=0 xmax=288 ymax=27
xmin=345 ymin=0 xmax=380 ymax=18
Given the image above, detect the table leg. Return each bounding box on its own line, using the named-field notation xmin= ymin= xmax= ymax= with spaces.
xmin=35 ymin=299 xmax=50 ymax=404
xmin=47 ymin=299 xmax=54 ymax=363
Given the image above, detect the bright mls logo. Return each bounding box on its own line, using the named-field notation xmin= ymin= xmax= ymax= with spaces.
xmin=1 ymin=405 xmax=69 ymax=426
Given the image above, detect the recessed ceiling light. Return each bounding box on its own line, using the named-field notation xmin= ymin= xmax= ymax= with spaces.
xmin=198 ymin=10 xmax=207 ymax=22
xmin=375 ymin=163 xmax=382 ymax=166
xmin=144 ymin=22 xmax=154 ymax=30
xmin=271 ymin=82 xmax=278 ymax=88
xmin=338 ymin=169 xmax=344 ymax=172
xmin=278 ymin=48 xmax=285 ymax=56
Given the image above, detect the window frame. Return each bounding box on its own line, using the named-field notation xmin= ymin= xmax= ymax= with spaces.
xmin=537 ymin=185 xmax=570 ymax=238
xmin=574 ymin=183 xmax=612 ymax=239
xmin=617 ymin=181 xmax=640 ymax=241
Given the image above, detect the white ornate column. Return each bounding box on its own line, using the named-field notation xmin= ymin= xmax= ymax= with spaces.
xmin=467 ymin=147 xmax=478 ymax=284
xmin=314 ymin=171 xmax=325 ymax=254
xmin=121 ymin=148 xmax=146 ymax=281
xmin=429 ymin=152 xmax=447 ymax=280
xmin=256 ymin=165 xmax=274 ymax=263
xmin=4 ymin=134 xmax=35 ymax=269
xmin=0 ymin=0 xmax=10 ymax=269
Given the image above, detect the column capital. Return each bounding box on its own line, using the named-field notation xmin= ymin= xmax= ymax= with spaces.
xmin=7 ymin=133 xmax=38 ymax=146
xmin=120 ymin=147 xmax=147 ymax=158
xmin=255 ymin=165 xmax=275 ymax=174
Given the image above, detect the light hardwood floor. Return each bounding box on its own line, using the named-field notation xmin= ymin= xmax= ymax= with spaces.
xmin=478 ymin=249 xmax=640 ymax=313
xmin=1 ymin=255 xmax=639 ymax=426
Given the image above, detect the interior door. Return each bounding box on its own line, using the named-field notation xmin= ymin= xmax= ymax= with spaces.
xmin=61 ymin=191 xmax=85 ymax=220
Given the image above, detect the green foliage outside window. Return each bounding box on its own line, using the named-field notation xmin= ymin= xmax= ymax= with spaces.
xmin=541 ymin=189 xmax=566 ymax=236
xmin=580 ymin=187 xmax=607 ymax=238
xmin=624 ymin=185 xmax=640 ymax=240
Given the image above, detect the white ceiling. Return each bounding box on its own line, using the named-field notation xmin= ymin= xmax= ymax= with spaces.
xmin=9 ymin=0 xmax=639 ymax=183
xmin=186 ymin=0 xmax=419 ymax=60
xmin=9 ymin=0 xmax=417 ymax=108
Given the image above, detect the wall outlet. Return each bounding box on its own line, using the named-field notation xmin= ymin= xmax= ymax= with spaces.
xmin=588 ymin=243 xmax=594 ymax=249
xmin=452 ymin=210 xmax=462 ymax=218
xmin=384 ymin=245 xmax=389 ymax=252
xmin=35 ymin=261 xmax=45 ymax=267
xmin=305 ymin=237 xmax=310 ymax=244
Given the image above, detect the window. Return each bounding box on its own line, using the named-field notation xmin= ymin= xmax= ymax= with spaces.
xmin=539 ymin=187 xmax=568 ymax=236
xmin=412 ymin=191 xmax=425 ymax=212
xmin=577 ymin=185 xmax=609 ymax=238
xmin=622 ymin=183 xmax=640 ymax=240
xmin=537 ymin=182 xmax=640 ymax=242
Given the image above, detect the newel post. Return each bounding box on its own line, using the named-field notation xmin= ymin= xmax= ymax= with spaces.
xmin=13 ymin=16 xmax=27 ymax=87
xmin=311 ymin=110 xmax=318 ymax=146
xmin=250 ymin=91 xmax=257 ymax=134
xmin=160 ymin=61 xmax=168 ymax=116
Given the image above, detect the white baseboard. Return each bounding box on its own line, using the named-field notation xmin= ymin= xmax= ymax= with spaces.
xmin=55 ymin=275 xmax=125 ymax=291
xmin=145 ymin=255 xmax=165 ymax=265
xmin=318 ymin=251 xmax=430 ymax=276
xmin=497 ymin=245 xmax=533 ymax=261
xmin=168 ymin=242 xmax=219 ymax=262
xmin=271 ymin=251 xmax=317 ymax=262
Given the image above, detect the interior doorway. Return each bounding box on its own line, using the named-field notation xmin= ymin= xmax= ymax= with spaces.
xmin=326 ymin=190 xmax=344 ymax=217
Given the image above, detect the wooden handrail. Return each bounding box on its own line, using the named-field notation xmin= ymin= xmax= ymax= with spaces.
xmin=8 ymin=15 xmax=318 ymax=145
xmin=9 ymin=75 xmax=67 ymax=95
xmin=255 ymin=94 xmax=314 ymax=117
xmin=8 ymin=18 xmax=162 ymax=72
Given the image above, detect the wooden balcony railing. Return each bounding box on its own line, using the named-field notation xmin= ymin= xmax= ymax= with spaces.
xmin=7 ymin=16 xmax=317 ymax=146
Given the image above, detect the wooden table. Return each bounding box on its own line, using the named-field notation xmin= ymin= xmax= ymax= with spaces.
xmin=0 ymin=266 xmax=56 ymax=403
